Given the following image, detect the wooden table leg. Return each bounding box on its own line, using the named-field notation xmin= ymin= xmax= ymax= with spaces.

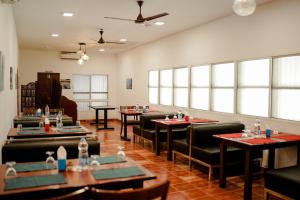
xmin=167 ymin=127 xmax=173 ymax=161
xmin=120 ymin=114 xmax=123 ymax=136
xmin=155 ymin=124 xmax=160 ymax=156
xmin=219 ymin=142 xmax=227 ymax=188
xmin=97 ymin=109 xmax=114 ymax=130
xmin=121 ymin=114 xmax=130 ymax=141
xmin=244 ymin=149 xmax=253 ymax=200
xmin=268 ymin=147 xmax=275 ymax=169
xmin=297 ymin=144 xmax=300 ymax=166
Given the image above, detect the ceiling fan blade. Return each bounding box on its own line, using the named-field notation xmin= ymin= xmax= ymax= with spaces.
xmin=105 ymin=41 xmax=126 ymax=44
xmin=144 ymin=13 xmax=168 ymax=21
xmin=61 ymin=51 xmax=77 ymax=54
xmin=104 ymin=17 xmax=135 ymax=22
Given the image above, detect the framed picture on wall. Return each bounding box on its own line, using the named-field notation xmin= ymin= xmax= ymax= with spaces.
xmin=126 ymin=78 xmax=132 ymax=90
xmin=10 ymin=66 xmax=13 ymax=90
xmin=60 ymin=79 xmax=71 ymax=89
xmin=0 ymin=51 xmax=4 ymax=91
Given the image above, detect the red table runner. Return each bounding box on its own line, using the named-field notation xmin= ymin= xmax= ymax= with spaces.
xmin=218 ymin=133 xmax=243 ymax=138
xmin=272 ymin=133 xmax=300 ymax=141
xmin=240 ymin=138 xmax=279 ymax=145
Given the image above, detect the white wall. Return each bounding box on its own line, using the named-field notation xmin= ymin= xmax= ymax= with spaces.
xmin=0 ymin=4 xmax=18 ymax=161
xmin=19 ymin=49 xmax=118 ymax=119
xmin=116 ymin=0 xmax=300 ymax=167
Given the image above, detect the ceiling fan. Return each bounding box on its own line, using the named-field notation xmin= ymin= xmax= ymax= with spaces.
xmin=104 ymin=0 xmax=168 ymax=24
xmin=96 ymin=29 xmax=125 ymax=44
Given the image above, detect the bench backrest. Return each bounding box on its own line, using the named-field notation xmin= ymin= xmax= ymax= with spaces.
xmin=187 ymin=122 xmax=244 ymax=147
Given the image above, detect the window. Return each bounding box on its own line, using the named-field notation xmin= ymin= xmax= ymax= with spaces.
xmin=237 ymin=59 xmax=270 ymax=117
xmin=73 ymin=74 xmax=108 ymax=111
xmin=191 ymin=65 xmax=210 ymax=110
xmin=174 ymin=67 xmax=189 ymax=107
xmin=160 ymin=69 xmax=173 ymax=106
xmin=211 ymin=63 xmax=234 ymax=113
xmin=272 ymin=55 xmax=300 ymax=121
xmin=148 ymin=70 xmax=159 ymax=104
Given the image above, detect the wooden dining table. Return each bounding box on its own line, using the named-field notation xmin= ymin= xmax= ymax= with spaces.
xmin=152 ymin=118 xmax=218 ymax=161
xmin=7 ymin=125 xmax=92 ymax=139
xmin=13 ymin=115 xmax=74 ymax=128
xmin=0 ymin=157 xmax=156 ymax=199
xmin=89 ymin=106 xmax=115 ymax=130
xmin=119 ymin=109 xmax=143 ymax=141
xmin=213 ymin=132 xmax=300 ymax=200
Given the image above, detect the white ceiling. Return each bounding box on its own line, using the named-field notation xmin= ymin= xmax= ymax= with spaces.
xmin=13 ymin=0 xmax=273 ymax=54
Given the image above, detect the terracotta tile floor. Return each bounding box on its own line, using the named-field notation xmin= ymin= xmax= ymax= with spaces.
xmin=83 ymin=120 xmax=270 ymax=200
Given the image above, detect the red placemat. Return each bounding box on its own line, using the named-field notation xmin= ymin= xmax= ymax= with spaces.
xmin=217 ymin=133 xmax=243 ymax=139
xmin=272 ymin=134 xmax=300 ymax=141
xmin=240 ymin=138 xmax=279 ymax=145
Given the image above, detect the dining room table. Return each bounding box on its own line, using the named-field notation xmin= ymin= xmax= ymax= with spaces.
xmin=119 ymin=109 xmax=143 ymax=141
xmin=7 ymin=125 xmax=92 ymax=139
xmin=13 ymin=114 xmax=74 ymax=128
xmin=0 ymin=157 xmax=156 ymax=199
xmin=152 ymin=118 xmax=218 ymax=161
xmin=89 ymin=106 xmax=115 ymax=130
xmin=213 ymin=131 xmax=300 ymax=200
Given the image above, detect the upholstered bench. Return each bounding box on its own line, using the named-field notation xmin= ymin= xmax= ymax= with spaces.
xmin=2 ymin=137 xmax=100 ymax=163
xmin=173 ymin=122 xmax=261 ymax=181
xmin=134 ymin=113 xmax=186 ymax=152
xmin=265 ymin=165 xmax=300 ymax=200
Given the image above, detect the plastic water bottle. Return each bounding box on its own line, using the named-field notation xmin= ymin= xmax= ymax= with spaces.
xmin=36 ymin=108 xmax=42 ymax=117
xmin=45 ymin=105 xmax=50 ymax=117
xmin=254 ymin=119 xmax=261 ymax=135
xmin=265 ymin=125 xmax=271 ymax=138
xmin=57 ymin=146 xmax=67 ymax=172
xmin=177 ymin=111 xmax=183 ymax=120
xmin=78 ymin=137 xmax=89 ymax=170
xmin=56 ymin=111 xmax=63 ymax=129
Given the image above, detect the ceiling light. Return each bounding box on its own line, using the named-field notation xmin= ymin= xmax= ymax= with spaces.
xmin=98 ymin=48 xmax=105 ymax=52
xmin=62 ymin=12 xmax=74 ymax=17
xmin=51 ymin=33 xmax=59 ymax=37
xmin=154 ymin=21 xmax=165 ymax=26
xmin=82 ymin=54 xmax=89 ymax=61
xmin=78 ymin=58 xmax=84 ymax=65
xmin=120 ymin=38 xmax=127 ymax=42
xmin=232 ymin=0 xmax=256 ymax=16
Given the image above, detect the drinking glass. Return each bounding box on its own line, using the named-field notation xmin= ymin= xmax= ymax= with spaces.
xmin=17 ymin=124 xmax=22 ymax=132
xmin=45 ymin=151 xmax=55 ymax=169
xmin=90 ymin=155 xmax=100 ymax=169
xmin=76 ymin=120 xmax=81 ymax=127
xmin=5 ymin=161 xmax=17 ymax=177
xmin=117 ymin=145 xmax=126 ymax=160
xmin=39 ymin=121 xmax=44 ymax=129
xmin=165 ymin=115 xmax=169 ymax=120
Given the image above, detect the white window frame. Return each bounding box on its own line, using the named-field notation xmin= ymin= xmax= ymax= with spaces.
xmin=174 ymin=67 xmax=189 ymax=108
xmin=73 ymin=74 xmax=108 ymax=111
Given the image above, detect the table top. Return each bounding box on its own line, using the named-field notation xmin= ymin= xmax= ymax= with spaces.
xmin=89 ymin=106 xmax=116 ymax=110
xmin=119 ymin=109 xmax=159 ymax=115
xmin=213 ymin=132 xmax=300 ymax=148
xmin=14 ymin=115 xmax=72 ymax=122
xmin=7 ymin=126 xmax=92 ymax=139
xmin=152 ymin=118 xmax=218 ymax=126
xmin=0 ymin=158 xmax=156 ymax=197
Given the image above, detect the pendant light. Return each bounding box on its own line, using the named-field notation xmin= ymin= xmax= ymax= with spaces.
xmin=77 ymin=43 xmax=89 ymax=64
xmin=232 ymin=0 xmax=256 ymax=16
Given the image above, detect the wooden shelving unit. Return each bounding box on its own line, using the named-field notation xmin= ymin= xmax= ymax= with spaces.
xmin=21 ymin=82 xmax=36 ymax=114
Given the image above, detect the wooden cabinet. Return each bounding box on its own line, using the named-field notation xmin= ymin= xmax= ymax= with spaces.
xmin=35 ymin=72 xmax=61 ymax=110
